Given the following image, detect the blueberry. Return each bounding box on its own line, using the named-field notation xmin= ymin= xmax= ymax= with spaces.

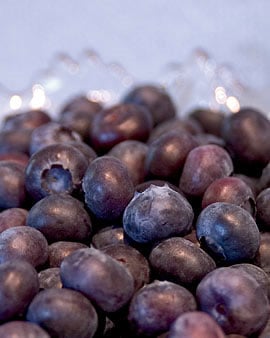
xmin=0 ymin=207 xmax=28 ymax=233
xmin=149 ymin=237 xmax=216 ymax=288
xmin=0 ymin=129 xmax=32 ymax=155
xmin=179 ymin=145 xmax=233 ymax=197
xmin=59 ymin=95 xmax=102 ymax=141
xmin=25 ymin=143 xmax=88 ymax=201
xmin=108 ymin=140 xmax=148 ymax=185
xmin=90 ymin=103 xmax=153 ymax=153
xmin=60 ymin=94 xmax=102 ymax=116
xmin=145 ymin=130 xmax=197 ymax=181
xmin=0 ymin=260 xmax=39 ymax=322
xmin=0 ymin=151 xmax=29 ymax=168
xmin=29 ymin=121 xmax=82 ymax=155
xmin=196 ymin=202 xmax=260 ymax=264
xmin=83 ymin=156 xmax=134 ymax=221
xmin=202 ymin=177 xmax=256 ymax=216
xmin=256 ymin=188 xmax=270 ymax=229
xmin=26 ymin=288 xmax=98 ymax=338
xmin=102 ymin=244 xmax=150 ymax=291
xmin=221 ymin=107 xmax=270 ymax=174
xmin=66 ymin=140 xmax=97 ymax=165
xmin=168 ymin=311 xmax=226 ymax=338
xmin=0 ymin=161 xmax=26 ymax=210
xmin=60 ymin=247 xmax=134 ymax=313
xmin=92 ymin=225 xmax=124 ymax=249
xmin=148 ymin=117 xmax=200 ymax=144
xmin=0 ymin=225 xmax=48 ymax=267
xmin=0 ymin=321 xmax=50 ymax=338
xmin=128 ymin=280 xmax=197 ymax=336
xmin=3 ymin=109 xmax=51 ymax=131
xmin=190 ymin=108 xmax=225 ymax=136
xmin=123 ymin=184 xmax=194 ymax=244
xmin=48 ymin=241 xmax=88 ymax=267
xmin=123 ymin=84 xmax=176 ymax=125
xmin=38 ymin=267 xmax=62 ymax=289
xmin=254 ymin=232 xmax=270 ymax=278
xmin=27 ymin=193 xmax=92 ymax=242
xmin=231 ymin=263 xmax=270 ymax=299
xmin=196 ymin=267 xmax=270 ymax=336
xmin=260 ymin=161 xmax=270 ymax=190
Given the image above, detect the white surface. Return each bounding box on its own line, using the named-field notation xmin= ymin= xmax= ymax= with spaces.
xmin=0 ymin=1 xmax=269 ymax=112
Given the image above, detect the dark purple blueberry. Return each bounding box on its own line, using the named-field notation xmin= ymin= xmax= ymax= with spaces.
xmin=92 ymin=226 xmax=124 ymax=249
xmin=38 ymin=267 xmax=62 ymax=289
xmin=0 ymin=152 xmax=29 ymax=167
xmin=194 ymin=133 xmax=226 ymax=147
xmin=90 ymin=103 xmax=153 ymax=153
xmin=231 ymin=263 xmax=270 ymax=299
xmin=102 ymin=244 xmax=150 ymax=291
xmin=189 ymin=108 xmax=225 ymax=136
xmin=149 ymin=237 xmax=216 ymax=288
xmin=202 ymin=177 xmax=255 ymax=216
xmin=123 ymin=184 xmax=194 ymax=244
xmin=0 ymin=321 xmax=50 ymax=338
xmin=256 ymin=188 xmax=270 ymax=229
xmin=25 ymin=143 xmax=88 ymax=201
xmin=183 ymin=229 xmax=200 ymax=246
xmin=60 ymin=94 xmax=102 ymax=115
xmin=29 ymin=122 xmax=81 ymax=155
xmin=260 ymin=162 xmax=270 ymax=190
xmin=196 ymin=267 xmax=270 ymax=336
xmin=0 ymin=129 xmax=33 ymax=155
xmin=179 ymin=145 xmax=233 ymax=197
xmin=258 ymin=316 xmax=270 ymax=338
xmin=233 ymin=173 xmax=260 ymax=197
xmin=0 ymin=225 xmax=49 ymax=267
xmin=254 ymin=232 xmax=270 ymax=278
xmin=26 ymin=288 xmax=98 ymax=338
xmin=0 ymin=161 xmax=26 ymax=210
xmin=66 ymin=141 xmax=97 ymax=165
xmin=148 ymin=118 xmax=198 ymax=144
xmin=59 ymin=97 xmax=101 ymax=141
xmin=221 ymin=108 xmax=270 ymax=174
xmin=196 ymin=202 xmax=260 ymax=264
xmin=3 ymin=109 xmax=51 ymax=131
xmin=49 ymin=241 xmax=88 ymax=267
xmin=128 ymin=280 xmax=197 ymax=337
xmin=108 ymin=140 xmax=148 ymax=185
xmin=0 ymin=260 xmax=39 ymax=322
xmin=0 ymin=207 xmax=28 ymax=233
xmin=27 ymin=193 xmax=92 ymax=242
xmin=145 ymin=130 xmax=197 ymax=181
xmin=83 ymin=156 xmax=134 ymax=221
xmin=168 ymin=311 xmax=225 ymax=338
xmin=123 ymin=84 xmax=176 ymax=125
xmin=60 ymin=248 xmax=134 ymax=313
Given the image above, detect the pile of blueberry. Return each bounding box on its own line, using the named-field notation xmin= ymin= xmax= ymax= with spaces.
xmin=0 ymin=84 xmax=270 ymax=337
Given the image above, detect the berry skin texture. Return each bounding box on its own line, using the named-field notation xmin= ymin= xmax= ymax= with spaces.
xmin=0 ymin=260 xmax=39 ymax=322
xmin=179 ymin=144 xmax=233 ymax=197
xmin=196 ymin=267 xmax=270 ymax=336
xmin=168 ymin=311 xmax=226 ymax=338
xmin=123 ymin=184 xmax=194 ymax=244
xmin=196 ymin=202 xmax=260 ymax=264
xmin=26 ymin=288 xmax=98 ymax=338
xmin=83 ymin=156 xmax=134 ymax=221
xmin=128 ymin=280 xmax=197 ymax=337
xmin=60 ymin=247 xmax=135 ymax=313
xmin=25 ymin=143 xmax=88 ymax=201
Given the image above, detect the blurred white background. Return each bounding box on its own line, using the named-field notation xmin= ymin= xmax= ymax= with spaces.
xmin=0 ymin=0 xmax=269 ymax=115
